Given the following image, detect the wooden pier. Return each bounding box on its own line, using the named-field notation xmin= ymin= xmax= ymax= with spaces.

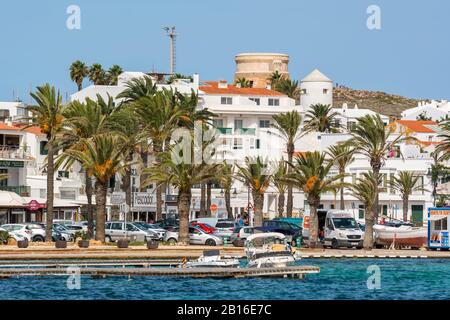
xmin=0 ymin=259 xmax=182 ymax=268
xmin=0 ymin=265 xmax=319 ymax=279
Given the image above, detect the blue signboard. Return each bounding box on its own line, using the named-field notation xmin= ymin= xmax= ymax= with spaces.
xmin=428 ymin=207 xmax=450 ymax=250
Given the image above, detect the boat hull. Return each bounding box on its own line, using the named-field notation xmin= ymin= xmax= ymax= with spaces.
xmin=374 ymin=225 xmax=427 ymax=248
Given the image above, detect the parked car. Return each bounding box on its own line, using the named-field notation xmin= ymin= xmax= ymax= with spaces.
xmin=229 ymin=226 xmax=255 ymax=246
xmin=133 ymin=222 xmax=166 ymax=240
xmin=190 ymin=221 xmax=216 ymax=234
xmin=22 ymin=223 xmax=47 ymax=242
xmin=1 ymin=224 xmax=35 ymax=242
xmin=260 ymin=220 xmax=303 ymax=246
xmin=0 ymin=226 xmax=30 ymax=242
xmin=213 ymin=220 xmax=236 ymax=239
xmin=104 ymin=221 xmax=158 ymax=243
xmin=154 ymin=218 xmax=179 ymax=231
xmin=164 ymin=226 xmax=223 ymax=246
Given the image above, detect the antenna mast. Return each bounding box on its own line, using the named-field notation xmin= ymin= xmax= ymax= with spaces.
xmin=163 ymin=26 xmax=177 ymax=75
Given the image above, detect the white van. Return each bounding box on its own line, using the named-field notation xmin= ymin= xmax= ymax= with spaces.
xmin=303 ymin=210 xmax=364 ymax=249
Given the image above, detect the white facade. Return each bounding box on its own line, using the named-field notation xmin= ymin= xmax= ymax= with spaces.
xmin=300 ymin=69 xmax=333 ymax=107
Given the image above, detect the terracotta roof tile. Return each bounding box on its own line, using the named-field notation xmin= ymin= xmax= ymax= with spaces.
xmin=395 ymin=120 xmax=437 ymax=133
xmin=199 ymin=81 xmax=285 ymax=96
xmin=0 ymin=123 xmax=44 ymax=135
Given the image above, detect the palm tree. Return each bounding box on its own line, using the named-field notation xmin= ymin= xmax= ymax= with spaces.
xmin=58 ymin=96 xmax=115 ymax=237
xmin=303 ymin=104 xmax=341 ymax=134
xmin=28 ymin=84 xmax=65 ymax=241
xmin=390 ymin=171 xmax=427 ymax=222
xmin=271 ymin=161 xmax=288 ymax=217
xmin=218 ymin=161 xmax=234 ymax=219
xmin=271 ymin=111 xmax=302 ymax=217
xmin=116 ymin=76 xmax=157 ymax=102
xmin=89 ymin=64 xmax=107 ymax=85
xmin=107 ymin=65 xmax=123 ymax=85
xmin=236 ymin=157 xmax=272 ymax=227
xmin=349 ymin=172 xmax=381 ymax=250
xmin=326 ymin=143 xmax=355 ymax=210
xmin=347 ymin=114 xmax=407 ymax=219
xmin=285 ymin=151 xmax=345 ymax=247
xmin=69 ymin=60 xmax=89 ymax=91
xmin=235 ymin=77 xmax=251 ymax=88
xmin=267 ymin=71 xmax=284 ymax=88
xmin=63 ymin=135 xmax=129 ymax=241
xmin=274 ymin=78 xmax=300 ymax=101
xmin=143 ymin=149 xmax=220 ymax=245
xmin=133 ymin=90 xmax=189 ymax=221
xmin=436 ymin=120 xmax=450 ymax=161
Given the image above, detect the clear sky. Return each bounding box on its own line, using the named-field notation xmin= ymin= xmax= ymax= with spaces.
xmin=0 ymin=0 xmax=449 ymax=102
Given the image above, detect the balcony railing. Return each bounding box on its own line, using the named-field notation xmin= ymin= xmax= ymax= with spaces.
xmin=234 ymin=128 xmax=256 ymax=135
xmin=0 ymin=146 xmax=31 ymax=160
xmin=217 ymin=127 xmax=233 ymax=135
xmin=0 ymin=185 xmax=31 ymax=197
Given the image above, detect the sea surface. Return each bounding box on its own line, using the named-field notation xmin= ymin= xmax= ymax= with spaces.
xmin=1 ymin=259 xmax=449 ymax=300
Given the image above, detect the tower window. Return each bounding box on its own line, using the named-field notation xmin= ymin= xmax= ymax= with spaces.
xmin=323 ymin=89 xmax=329 ymax=94
xmin=268 ymin=98 xmax=279 ymax=106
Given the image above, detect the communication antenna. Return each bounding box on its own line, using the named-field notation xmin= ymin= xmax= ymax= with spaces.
xmin=163 ymin=26 xmax=177 ymax=75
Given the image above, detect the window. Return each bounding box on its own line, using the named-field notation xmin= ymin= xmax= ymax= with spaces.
xmin=212 ymin=119 xmax=224 ymax=127
xmin=256 ymin=139 xmax=260 ymax=149
xmin=221 ymin=97 xmax=232 ymax=105
xmin=268 ymin=98 xmax=279 ymax=106
xmin=323 ymin=89 xmax=329 ymax=94
xmin=234 ymin=119 xmax=243 ymax=129
xmin=40 ymin=141 xmax=48 ymax=155
xmin=58 ymin=171 xmax=69 ymax=178
xmin=301 ymin=89 xmax=307 ymax=95
xmin=0 ymin=169 xmax=7 ymax=187
xmin=0 ymin=109 xmax=10 ymax=121
xmin=111 ymin=222 xmax=123 ymax=230
xmin=233 ymin=138 xmax=243 ymax=149
xmin=249 ymin=98 xmax=260 ymax=105
xmin=249 ymin=138 xmax=255 ymax=149
xmin=60 ymin=190 xmax=76 ymax=200
xmin=259 ymin=120 xmax=270 ymax=128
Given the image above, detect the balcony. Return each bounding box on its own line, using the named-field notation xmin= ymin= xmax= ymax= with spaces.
xmin=217 ymin=127 xmax=233 ymax=135
xmin=0 ymin=146 xmax=31 ymax=160
xmin=0 ymin=185 xmax=31 ymax=197
xmin=234 ymin=128 xmax=256 ymax=135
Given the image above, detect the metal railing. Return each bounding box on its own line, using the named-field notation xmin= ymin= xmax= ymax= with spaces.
xmin=0 ymin=146 xmax=31 ymax=160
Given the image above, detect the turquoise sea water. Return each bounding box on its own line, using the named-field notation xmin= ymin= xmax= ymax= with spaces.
xmin=1 ymin=259 xmax=449 ymax=300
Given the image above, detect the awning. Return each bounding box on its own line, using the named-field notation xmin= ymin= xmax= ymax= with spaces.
xmin=0 ymin=191 xmax=26 ymax=208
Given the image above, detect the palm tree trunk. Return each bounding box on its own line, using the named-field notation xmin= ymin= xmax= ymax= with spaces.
xmin=45 ymin=141 xmax=55 ymax=242
xmin=85 ymin=171 xmax=94 ymax=239
xmin=225 ymin=188 xmax=233 ymax=219
xmin=252 ymin=190 xmax=264 ymax=227
xmin=340 ymin=169 xmax=345 ymax=210
xmin=178 ymin=188 xmax=191 ymax=245
xmin=364 ymin=204 xmax=375 ymax=250
xmin=206 ymin=182 xmax=212 ymax=217
xmin=94 ymin=180 xmax=107 ymax=242
xmin=122 ymin=153 xmax=133 ymax=221
xmin=372 ymin=164 xmax=381 ymax=221
xmin=308 ymin=197 xmax=320 ymax=248
xmin=278 ymin=192 xmax=285 ymax=218
xmin=286 ymin=145 xmax=294 ymax=217
xmin=156 ymin=186 xmax=163 ymax=222
xmin=199 ymin=183 xmax=206 ymax=217
xmin=402 ymin=195 xmax=409 ymax=222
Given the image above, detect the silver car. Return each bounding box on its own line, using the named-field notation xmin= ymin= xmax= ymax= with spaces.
xmin=104 ymin=221 xmax=157 ymax=242
xmin=213 ymin=220 xmax=236 ymax=239
xmin=164 ymin=226 xmax=223 ymax=246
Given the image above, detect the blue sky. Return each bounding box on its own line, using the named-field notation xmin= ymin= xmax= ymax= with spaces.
xmin=0 ymin=0 xmax=449 ymax=102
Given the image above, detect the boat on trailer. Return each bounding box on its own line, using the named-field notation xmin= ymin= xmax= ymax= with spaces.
xmin=245 ymin=232 xmax=299 ymax=268
xmin=183 ymin=250 xmax=240 ymax=268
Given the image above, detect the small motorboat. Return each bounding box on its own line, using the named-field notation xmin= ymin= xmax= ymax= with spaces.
xmin=373 ymin=224 xmax=427 ymax=249
xmin=183 ymin=250 xmax=240 ymax=268
xmin=245 ymin=232 xmax=300 ymax=268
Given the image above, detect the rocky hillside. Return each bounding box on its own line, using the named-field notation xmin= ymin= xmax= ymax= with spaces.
xmin=333 ymin=87 xmax=425 ymax=118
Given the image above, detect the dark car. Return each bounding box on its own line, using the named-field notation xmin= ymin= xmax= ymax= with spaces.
xmin=154 ymin=218 xmax=179 ymax=231
xmin=258 ymin=220 xmax=303 ymax=246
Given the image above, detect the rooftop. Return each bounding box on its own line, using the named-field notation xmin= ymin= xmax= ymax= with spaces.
xmin=301 ymin=69 xmax=332 ymax=83
xmin=199 ymin=81 xmax=286 ymax=96
xmin=395 ymin=120 xmax=438 ymax=133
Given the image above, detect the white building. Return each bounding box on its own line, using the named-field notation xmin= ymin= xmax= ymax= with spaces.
xmin=401 ymin=100 xmax=450 ymax=121
xmin=300 ymin=69 xmax=333 ymax=107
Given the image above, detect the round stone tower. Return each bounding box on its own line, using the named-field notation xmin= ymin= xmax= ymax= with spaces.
xmin=300 ymin=69 xmax=333 ymax=107
xmin=234 ymin=53 xmax=289 ymax=88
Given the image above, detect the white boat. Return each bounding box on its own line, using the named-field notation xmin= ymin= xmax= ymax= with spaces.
xmin=245 ymin=232 xmax=299 ymax=268
xmin=183 ymin=250 xmax=240 ymax=268
xmin=373 ymin=224 xmax=427 ymax=248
